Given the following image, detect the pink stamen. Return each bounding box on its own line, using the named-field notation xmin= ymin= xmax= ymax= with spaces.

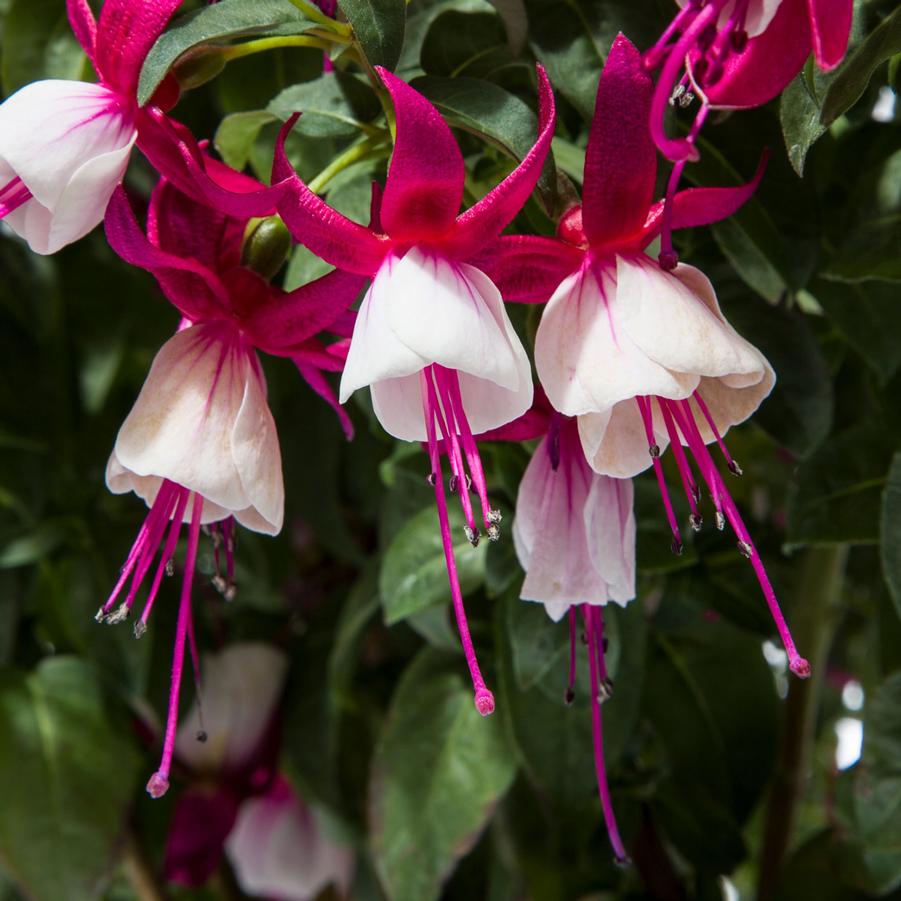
xmin=583 ymin=606 xmax=629 ymax=865
xmin=691 ymin=391 xmax=742 ymax=475
xmin=667 ymin=400 xmax=724 ymax=523
xmin=643 ymin=5 xmax=699 ymax=70
xmin=665 ymin=398 xmax=809 ymax=677
xmin=146 ymin=492 xmax=204 ymax=799
xmin=636 ymin=396 xmax=683 ymax=555
xmin=565 ymin=606 xmax=578 ymax=705
xmin=0 ymin=176 xmax=33 ymax=218
xmin=420 ymin=370 xmax=494 ymax=715
xmin=658 ymin=400 xmax=702 ymax=527
xmin=122 ymin=486 xmax=179 ymax=612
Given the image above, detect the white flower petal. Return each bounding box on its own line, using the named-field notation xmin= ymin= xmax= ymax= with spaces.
xmin=227 ymin=779 xmax=354 ymax=901
xmin=175 ymin=643 xmax=288 ymax=773
xmin=535 ymin=264 xmax=694 ymax=419
xmin=109 ymin=323 xmax=283 ymax=533
xmin=584 ymin=476 xmax=636 ymax=605
xmin=578 ymin=400 xmax=669 ymax=478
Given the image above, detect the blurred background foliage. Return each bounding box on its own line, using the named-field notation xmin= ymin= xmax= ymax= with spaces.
xmin=0 ymin=0 xmax=899 ymax=899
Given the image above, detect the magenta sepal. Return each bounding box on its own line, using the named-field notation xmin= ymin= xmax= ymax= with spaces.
xmin=66 ymin=0 xmax=97 ymax=62
xmin=807 ymin=0 xmax=854 ymax=70
xmin=475 ymin=235 xmax=583 ymax=303
xmin=581 ymin=34 xmax=657 ymax=247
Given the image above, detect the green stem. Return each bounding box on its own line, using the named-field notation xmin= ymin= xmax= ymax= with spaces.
xmin=285 ymin=0 xmax=351 ymax=31
xmin=218 ymin=34 xmax=346 ymax=63
xmin=307 ymin=138 xmax=388 ymax=194
xmin=756 ymin=544 xmax=849 ymax=901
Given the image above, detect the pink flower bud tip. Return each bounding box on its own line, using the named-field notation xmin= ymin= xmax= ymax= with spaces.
xmin=475 ymin=690 xmax=495 ymax=717
xmin=146 ymin=773 xmax=170 ymax=799
xmin=790 ymin=657 xmax=811 ymax=679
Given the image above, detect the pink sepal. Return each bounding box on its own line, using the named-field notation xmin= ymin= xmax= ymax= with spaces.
xmin=273 ymin=115 xmax=389 ymax=276
xmin=476 ymin=388 xmax=552 ymax=442
xmin=476 ymin=235 xmax=582 ymax=303
xmin=700 ymin=0 xmax=812 ymax=109
xmin=807 ymin=0 xmax=853 ymax=70
xmin=293 ymin=349 xmax=354 ymax=440
xmin=442 ymin=65 xmax=556 ymax=260
xmin=66 ymin=0 xmax=97 ymax=62
xmin=164 ymin=789 xmax=240 ymax=887
xmin=96 ymin=0 xmax=183 ymax=97
xmin=375 ymin=67 xmax=465 ymax=242
xmin=104 ymin=186 xmax=229 ymax=323
xmin=641 ymin=150 xmax=768 ymax=242
xmin=582 ymin=35 xmax=656 ymax=247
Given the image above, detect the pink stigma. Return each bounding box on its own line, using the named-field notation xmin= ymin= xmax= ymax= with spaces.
xmin=637 ymin=393 xmax=810 ymax=678
xmin=420 ymin=366 xmax=496 ymax=714
xmin=145 ymin=772 xmax=170 ymax=799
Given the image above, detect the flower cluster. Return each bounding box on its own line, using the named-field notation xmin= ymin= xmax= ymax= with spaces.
xmin=0 ymin=0 xmax=853 ymax=872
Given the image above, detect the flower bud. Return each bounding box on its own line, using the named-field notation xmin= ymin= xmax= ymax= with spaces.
xmin=241 ymin=216 xmax=292 ymax=281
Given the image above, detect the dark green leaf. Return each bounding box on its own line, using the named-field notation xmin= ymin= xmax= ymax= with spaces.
xmin=214 ymin=110 xmax=278 ymax=170
xmin=268 ymin=71 xmax=381 ymax=136
xmin=823 ymin=214 xmax=901 ymax=283
xmin=339 ymin=0 xmax=406 ymax=71
xmin=821 ymin=7 xmax=901 ymax=126
xmin=138 ymin=0 xmax=316 ymax=105
xmin=780 ymin=68 xmax=829 ymax=177
xmin=880 ymin=452 xmax=901 ymax=621
xmin=379 ymin=504 xmax=487 ymax=625
xmin=0 ymin=658 xmax=140 ymax=900
xmin=420 ymin=8 xmax=507 ymax=77
xmin=369 ymin=649 xmax=517 ymax=901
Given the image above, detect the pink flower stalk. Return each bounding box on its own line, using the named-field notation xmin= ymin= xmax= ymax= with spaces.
xmin=643 ymin=0 xmax=853 ymax=164
xmin=97 ymin=176 xmax=364 ymax=797
xmin=485 ymin=36 xmax=809 ymax=679
xmin=510 ymin=410 xmax=635 ymax=863
xmin=273 ymin=66 xmax=556 ymax=714
xmin=0 ymin=0 xmax=284 ymax=254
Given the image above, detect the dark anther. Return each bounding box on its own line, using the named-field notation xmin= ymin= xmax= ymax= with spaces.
xmin=449 ymin=475 xmax=459 ymax=493
xmin=728 ymin=459 xmax=743 ymax=476
xmin=133 ymin=621 xmax=147 ymax=640
xmin=671 ymin=536 xmax=684 ymax=556
xmin=648 ymin=443 xmax=661 ymax=458
xmin=690 ymin=513 xmax=703 ymax=532
xmin=614 ymin=854 xmax=633 ymax=869
xmin=602 ymin=637 xmax=609 ymax=653
xmin=426 ymin=472 xmax=437 ymax=487
xmin=580 ymin=630 xmax=589 ymax=645
xmin=165 ymin=558 xmax=175 ymax=577
xmin=564 ymin=687 xmax=575 ymax=706
xmin=698 ymin=24 xmax=717 ymax=50
xmin=691 ymin=483 xmax=703 ymax=505
xmin=730 ymin=29 xmax=748 ymax=52
xmin=737 ymin=540 xmax=753 ymax=559
xmin=715 ymin=511 xmax=726 ymax=531
xmin=196 ymin=730 xmax=208 ymax=743
xmin=598 ymin=678 xmax=614 ymax=702
xmin=658 ymin=250 xmax=679 ymax=271
xmin=464 ymin=525 xmax=480 ymax=547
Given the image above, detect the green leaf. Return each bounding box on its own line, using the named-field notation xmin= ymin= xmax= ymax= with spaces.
xmin=369 ymin=649 xmax=517 ymax=901
xmin=379 ymin=504 xmax=487 ymax=625
xmin=138 ymin=0 xmax=316 ymax=105
xmin=880 ymin=452 xmax=901 ymax=621
xmin=821 ymin=7 xmax=901 ymax=127
xmin=823 ymin=214 xmax=901 ymax=283
xmin=0 ymin=658 xmax=140 ymax=900
xmin=411 ymin=74 xmax=557 ymax=212
xmin=420 ymin=8 xmax=507 ymax=77
xmin=339 ymin=0 xmax=406 ymax=71
xmin=1 ymin=0 xmax=84 ymax=94
xmin=268 ymin=71 xmax=381 ymax=137
xmin=214 ymin=110 xmax=278 ymax=170
xmin=780 ymin=68 xmax=829 ymax=177
xmin=0 ymin=519 xmax=68 ymax=568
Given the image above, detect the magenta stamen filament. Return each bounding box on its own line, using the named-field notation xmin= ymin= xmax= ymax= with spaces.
xmin=658 ymin=399 xmax=701 ymax=524
xmin=582 ymin=606 xmax=628 ymax=864
xmin=565 ymin=607 xmax=578 ymax=705
xmin=646 ymin=394 xmax=810 ymax=677
xmin=0 ymin=176 xmax=33 ymax=218
xmin=146 ymin=491 xmax=204 ymax=798
xmin=420 ymin=367 xmax=494 ymax=715
xmin=636 ymin=395 xmax=683 ymax=554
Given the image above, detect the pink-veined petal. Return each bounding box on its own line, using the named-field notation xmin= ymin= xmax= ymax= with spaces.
xmin=104 ymin=187 xmax=229 ymax=322
xmin=806 ymin=0 xmax=853 ymax=70
xmin=243 ymin=269 xmax=366 ymax=355
xmin=582 ymin=35 xmax=656 ymax=248
xmin=66 ymin=0 xmax=96 ymax=61
xmin=272 ymin=115 xmax=388 ymax=275
xmin=442 ymin=65 xmax=556 ymax=260
xmin=699 ymin=0 xmax=812 ymax=109
xmin=95 ymin=0 xmax=182 ymax=96
xmin=474 ymin=235 xmax=582 ymax=303
xmin=583 ymin=474 xmax=635 ymax=605
xmin=640 ymin=150 xmax=768 ymax=243
xmin=376 ymin=67 xmax=465 ymax=242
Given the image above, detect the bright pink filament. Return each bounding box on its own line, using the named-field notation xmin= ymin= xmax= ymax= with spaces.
xmin=658 ymin=399 xmax=701 ymax=526
xmin=649 ymin=392 xmax=810 ymax=678
xmin=582 ymin=606 xmax=628 ymax=864
xmin=565 ymin=606 xmax=578 ymax=705
xmin=0 ymin=176 xmax=33 ymax=218
xmin=420 ymin=367 xmax=494 ymax=715
xmin=146 ymin=491 xmax=204 ymax=799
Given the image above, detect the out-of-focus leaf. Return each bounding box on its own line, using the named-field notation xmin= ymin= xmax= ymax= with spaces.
xmin=215 ymin=110 xmax=278 ymax=170
xmin=0 ymin=657 xmax=140 ymax=901
xmin=880 ymin=452 xmax=901 ymax=622
xmin=1 ymin=0 xmax=84 ymax=94
xmin=420 ymin=8 xmax=507 ymax=76
xmin=722 ymin=292 xmax=833 ymax=458
xmin=369 ymin=649 xmax=517 ymax=901
xmin=380 ymin=504 xmax=487 ymax=625
xmin=138 ymin=0 xmax=317 ymax=105
xmin=268 ymin=71 xmax=381 ymax=137
xmin=0 ymin=519 xmax=68 ymax=568
xmin=823 ymin=215 xmax=901 ymax=283
xmin=774 ymin=830 xmax=870 ymax=901
xmin=411 ymin=74 xmax=557 ymax=212
xmin=821 ymin=7 xmax=901 ymax=126
xmin=339 ymin=0 xmax=406 ymax=70
xmin=787 ymin=423 xmax=895 ymax=547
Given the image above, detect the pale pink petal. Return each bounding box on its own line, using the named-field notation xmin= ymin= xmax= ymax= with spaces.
xmin=175 ymin=643 xmax=289 ymax=774
xmin=578 ymin=402 xmax=667 ymax=479
xmin=583 ymin=475 xmax=635 ymax=605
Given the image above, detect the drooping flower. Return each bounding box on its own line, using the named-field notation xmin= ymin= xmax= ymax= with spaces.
xmin=96 ymin=176 xmax=364 ymax=796
xmin=643 ymin=0 xmax=853 ymax=163
xmin=273 ymin=66 xmax=556 ymax=714
xmin=0 ymin=0 xmax=283 ymax=254
xmin=162 ymin=643 xmax=354 ymax=899
xmin=484 ymin=35 xmax=809 ymax=678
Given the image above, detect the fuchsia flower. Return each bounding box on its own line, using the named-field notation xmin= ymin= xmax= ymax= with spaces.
xmin=273 ymin=66 xmax=556 ymax=715
xmin=95 ymin=174 xmax=364 ymax=796
xmin=489 ymin=397 xmax=635 ymax=862
xmin=164 ymin=644 xmax=354 ymax=899
xmin=644 ymin=0 xmax=853 ymax=163
xmin=0 ymin=0 xmax=282 ymax=254
xmin=485 ymin=35 xmax=810 ymax=679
